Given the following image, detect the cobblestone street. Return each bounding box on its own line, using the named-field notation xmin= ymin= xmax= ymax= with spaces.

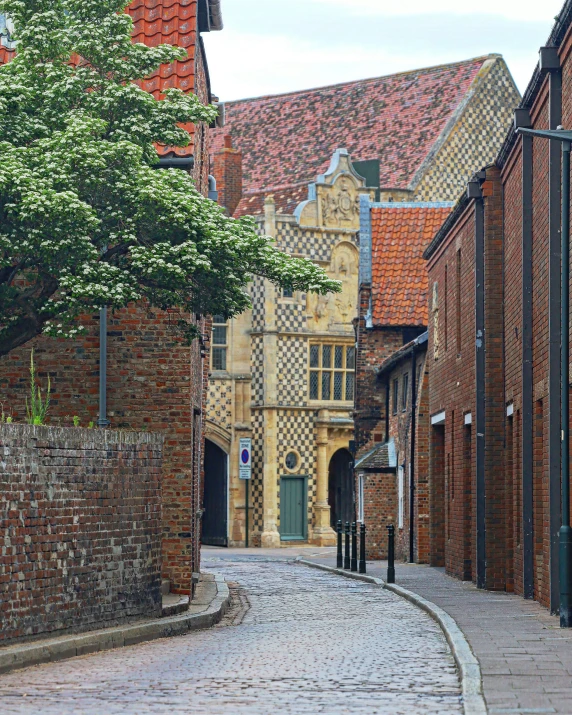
xmin=0 ymin=552 xmax=461 ymax=714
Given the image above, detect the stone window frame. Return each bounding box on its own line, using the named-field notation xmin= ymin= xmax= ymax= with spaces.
xmin=308 ymin=342 xmax=355 ymax=402
xmin=283 ymin=449 xmax=301 ymax=473
xmin=211 ymin=315 xmax=228 ymax=371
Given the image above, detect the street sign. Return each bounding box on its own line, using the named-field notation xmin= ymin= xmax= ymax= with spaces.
xmin=239 ymin=438 xmax=252 ymax=480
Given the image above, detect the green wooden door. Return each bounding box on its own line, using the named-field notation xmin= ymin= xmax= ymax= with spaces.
xmin=280 ymin=476 xmax=307 ymax=541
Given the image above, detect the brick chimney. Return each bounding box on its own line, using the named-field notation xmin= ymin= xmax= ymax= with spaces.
xmin=212 ymin=134 xmax=243 ymax=217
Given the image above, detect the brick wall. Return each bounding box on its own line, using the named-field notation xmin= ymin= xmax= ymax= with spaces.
xmin=426 ymin=167 xmax=510 ymax=589
xmin=192 ymin=38 xmax=211 ymax=197
xmin=0 ymin=424 xmax=163 ymax=644
xmin=0 ymin=308 xmax=207 ymax=596
xmin=354 ymin=283 xmax=404 ymax=454
xmin=502 ymin=81 xmax=553 ymax=608
xmin=427 ymin=201 xmax=476 ymax=579
xmin=212 ymin=135 xmax=243 ymax=217
xmin=386 ymin=351 xmax=430 ymax=563
xmin=359 ymin=469 xmax=396 ymax=560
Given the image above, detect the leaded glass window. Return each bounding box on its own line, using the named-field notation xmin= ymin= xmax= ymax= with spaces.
xmin=211 ymin=315 xmax=228 ymax=370
xmin=308 ymin=343 xmax=355 ymax=401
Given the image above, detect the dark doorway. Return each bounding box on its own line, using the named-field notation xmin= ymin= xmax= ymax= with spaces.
xmin=328 ymin=448 xmax=354 ymax=527
xmin=202 ymin=439 xmax=228 ymax=546
xmin=430 ymin=424 xmax=445 ymax=566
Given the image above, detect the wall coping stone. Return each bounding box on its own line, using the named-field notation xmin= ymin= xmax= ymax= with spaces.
xmin=0 ymin=423 xmax=164 ymax=445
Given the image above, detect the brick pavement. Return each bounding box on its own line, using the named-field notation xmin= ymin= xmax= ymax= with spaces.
xmin=0 ymin=551 xmax=462 ymax=714
xmin=303 ymin=550 xmax=572 ymax=714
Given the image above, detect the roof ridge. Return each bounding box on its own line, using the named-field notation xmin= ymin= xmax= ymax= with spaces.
xmin=371 ymin=202 xmax=455 ymax=209
xmin=222 ymin=55 xmax=499 ymax=105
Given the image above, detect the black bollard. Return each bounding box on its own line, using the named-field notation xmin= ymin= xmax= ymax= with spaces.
xmin=359 ymin=523 xmax=366 ymax=574
xmin=387 ymin=524 xmax=395 ymax=584
xmin=344 ymin=521 xmax=351 ymax=570
xmin=351 ymin=522 xmax=358 ymax=572
xmin=336 ymin=520 xmax=343 ymax=568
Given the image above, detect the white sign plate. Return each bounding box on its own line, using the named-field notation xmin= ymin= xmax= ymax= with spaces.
xmin=239 ymin=438 xmax=252 ymax=480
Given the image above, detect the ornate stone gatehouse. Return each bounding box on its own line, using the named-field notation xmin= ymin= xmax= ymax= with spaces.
xmin=204 ymin=150 xmax=372 ymax=546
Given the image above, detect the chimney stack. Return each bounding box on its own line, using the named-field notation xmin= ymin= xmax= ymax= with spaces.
xmin=212 ymin=134 xmax=243 ymax=217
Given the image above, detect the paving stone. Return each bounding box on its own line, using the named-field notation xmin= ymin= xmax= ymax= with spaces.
xmin=0 ymin=554 xmax=462 ymax=714
xmin=303 ymin=550 xmax=572 ymax=714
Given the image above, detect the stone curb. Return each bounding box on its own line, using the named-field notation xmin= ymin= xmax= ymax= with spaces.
xmin=297 ymin=558 xmax=487 ymax=715
xmin=0 ymin=573 xmax=230 ymax=676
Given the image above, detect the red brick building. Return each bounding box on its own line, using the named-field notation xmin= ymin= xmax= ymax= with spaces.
xmin=424 ymin=167 xmax=505 ymax=589
xmin=0 ymin=0 xmax=223 ymax=596
xmin=355 ymin=332 xmax=430 ymax=562
xmin=355 ymin=203 xmax=452 ymax=559
xmin=417 ymin=0 xmax=572 ymax=614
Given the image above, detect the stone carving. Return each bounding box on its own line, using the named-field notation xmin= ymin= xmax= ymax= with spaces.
xmin=320 ymin=175 xmax=361 ymax=229
xmin=307 ymin=241 xmax=358 ymax=330
xmin=330 ymin=242 xmax=357 ymax=278
xmin=294 ymin=148 xmax=371 ymax=230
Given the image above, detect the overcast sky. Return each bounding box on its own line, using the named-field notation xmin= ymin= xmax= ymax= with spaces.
xmin=203 ymin=0 xmax=565 ymax=101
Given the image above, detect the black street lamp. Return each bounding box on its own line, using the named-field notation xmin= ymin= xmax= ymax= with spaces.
xmin=517 ymin=125 xmax=572 ymax=627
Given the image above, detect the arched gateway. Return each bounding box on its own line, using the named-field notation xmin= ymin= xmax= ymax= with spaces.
xmin=202 ymin=439 xmax=228 ymax=546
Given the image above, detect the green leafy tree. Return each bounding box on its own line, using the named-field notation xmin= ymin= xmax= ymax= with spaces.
xmin=0 ymin=0 xmax=340 ymax=356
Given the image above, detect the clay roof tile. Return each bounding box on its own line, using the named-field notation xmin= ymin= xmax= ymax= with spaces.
xmin=370 ymin=204 xmax=452 ymax=327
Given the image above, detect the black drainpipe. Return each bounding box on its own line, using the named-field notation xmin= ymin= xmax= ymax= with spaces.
xmin=385 ymin=378 xmax=390 ymax=443
xmin=409 ymin=349 xmax=417 ymax=563
xmin=97 ymin=306 xmax=109 ymax=427
xmin=470 ymin=178 xmax=486 ymax=589
xmin=541 ymin=46 xmax=563 ymax=613
xmin=516 ymin=107 xmax=535 ymax=599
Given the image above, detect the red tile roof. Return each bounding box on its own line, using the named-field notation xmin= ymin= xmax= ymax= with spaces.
xmin=0 ymin=42 xmax=14 ymax=65
xmin=130 ymin=0 xmax=199 ymax=156
xmin=371 ymin=204 xmax=452 ymax=327
xmin=234 ymin=183 xmax=309 ymax=218
xmin=211 ymin=56 xmax=494 ymax=216
xmin=1 ymin=1 xmax=203 ymax=156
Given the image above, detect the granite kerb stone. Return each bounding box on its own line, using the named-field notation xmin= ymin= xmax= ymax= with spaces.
xmin=0 ymin=573 xmax=230 ymax=675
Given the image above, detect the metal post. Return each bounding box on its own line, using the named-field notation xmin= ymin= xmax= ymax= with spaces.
xmin=351 ymin=522 xmax=358 ymax=572
xmin=98 ymin=306 xmax=110 ymax=427
xmin=560 ymin=139 xmax=572 ymax=627
xmin=245 ymin=478 xmax=249 ymax=548
xmin=359 ymin=523 xmax=366 ymax=574
xmin=387 ymin=524 xmax=395 ymax=584
xmin=344 ymin=521 xmax=350 ymax=570
xmin=336 ymin=520 xmax=343 ymax=568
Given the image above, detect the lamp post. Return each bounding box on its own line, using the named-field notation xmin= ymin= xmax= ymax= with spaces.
xmin=517 ymin=126 xmax=572 ymax=627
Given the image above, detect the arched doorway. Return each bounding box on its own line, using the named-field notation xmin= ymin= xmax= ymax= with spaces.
xmin=328 ymin=448 xmax=354 ymax=528
xmin=202 ymin=439 xmax=228 ymax=546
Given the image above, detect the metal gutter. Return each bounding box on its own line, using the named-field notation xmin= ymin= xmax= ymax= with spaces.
xmin=156 ymin=157 xmax=195 ymax=169
xmin=97 ymin=307 xmax=110 ymax=428
xmin=547 ymin=54 xmax=564 ymax=613
xmin=520 ymin=117 xmax=534 ymax=599
xmin=409 ymin=348 xmax=417 ymax=563
xmin=472 ymin=180 xmax=486 ymax=589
